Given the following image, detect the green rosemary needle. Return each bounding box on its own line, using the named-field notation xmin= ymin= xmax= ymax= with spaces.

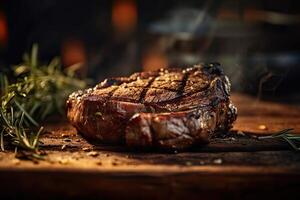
xmin=258 ymin=128 xmax=300 ymax=151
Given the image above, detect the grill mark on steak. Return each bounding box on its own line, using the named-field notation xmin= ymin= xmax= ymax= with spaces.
xmin=138 ymin=74 xmax=159 ymax=103
xmin=176 ymin=70 xmax=190 ymax=97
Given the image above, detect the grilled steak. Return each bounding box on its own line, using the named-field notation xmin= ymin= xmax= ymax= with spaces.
xmin=67 ymin=63 xmax=237 ymax=149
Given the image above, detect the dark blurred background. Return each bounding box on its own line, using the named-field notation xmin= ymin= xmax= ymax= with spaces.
xmin=0 ymin=0 xmax=300 ymax=98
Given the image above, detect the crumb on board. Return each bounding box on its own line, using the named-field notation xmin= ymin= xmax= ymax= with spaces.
xmin=82 ymin=147 xmax=91 ymax=152
xmin=111 ymin=161 xmax=118 ymax=166
xmin=86 ymin=151 xmax=99 ymax=157
xmin=185 ymin=161 xmax=193 ymax=166
xmin=58 ymin=158 xmax=70 ymax=165
xmin=213 ymin=158 xmax=223 ymax=164
xmin=258 ymin=125 xmax=268 ymax=130
xmin=96 ymin=161 xmax=102 ymax=165
xmin=12 ymin=159 xmax=20 ymax=165
xmin=61 ymin=144 xmax=67 ymax=150
xmin=237 ymin=131 xmax=245 ymax=136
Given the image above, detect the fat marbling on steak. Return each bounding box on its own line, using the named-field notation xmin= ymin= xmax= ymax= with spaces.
xmin=67 ymin=63 xmax=237 ymax=149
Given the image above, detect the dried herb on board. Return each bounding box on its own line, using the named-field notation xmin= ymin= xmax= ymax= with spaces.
xmin=258 ymin=128 xmax=300 ymax=151
xmin=0 ymin=44 xmax=87 ymax=155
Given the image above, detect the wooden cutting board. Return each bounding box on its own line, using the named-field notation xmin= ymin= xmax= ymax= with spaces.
xmin=0 ymin=93 xmax=300 ymax=199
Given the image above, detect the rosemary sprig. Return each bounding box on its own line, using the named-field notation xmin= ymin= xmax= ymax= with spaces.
xmin=0 ymin=44 xmax=87 ymax=153
xmin=0 ymin=106 xmax=43 ymax=150
xmin=258 ymin=128 xmax=300 ymax=151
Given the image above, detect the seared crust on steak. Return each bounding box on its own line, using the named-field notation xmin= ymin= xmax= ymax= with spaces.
xmin=67 ymin=63 xmax=237 ymax=149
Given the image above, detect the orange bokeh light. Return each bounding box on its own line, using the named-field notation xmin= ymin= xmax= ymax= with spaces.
xmin=0 ymin=12 xmax=8 ymax=46
xmin=112 ymin=0 xmax=137 ymax=32
xmin=61 ymin=39 xmax=86 ymax=67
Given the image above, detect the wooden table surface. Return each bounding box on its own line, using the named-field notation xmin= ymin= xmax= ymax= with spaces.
xmin=0 ymin=93 xmax=300 ymax=199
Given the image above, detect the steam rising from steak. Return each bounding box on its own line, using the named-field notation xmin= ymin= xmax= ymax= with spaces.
xmin=67 ymin=63 xmax=237 ymax=149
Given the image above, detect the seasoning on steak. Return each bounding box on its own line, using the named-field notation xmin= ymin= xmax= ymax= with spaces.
xmin=67 ymin=63 xmax=237 ymax=149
